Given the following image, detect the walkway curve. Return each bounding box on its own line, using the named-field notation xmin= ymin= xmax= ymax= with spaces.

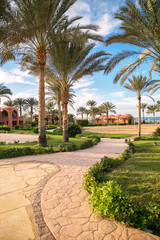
xmin=0 ymin=139 xmax=160 ymax=240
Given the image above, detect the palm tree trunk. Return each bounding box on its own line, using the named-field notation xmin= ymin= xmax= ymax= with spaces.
xmin=107 ymin=111 xmax=109 ymax=125
xmin=30 ymin=107 xmax=33 ymax=122
xmin=153 ymin=112 xmax=155 ymax=123
xmin=36 ymin=48 xmax=47 ymax=147
xmin=142 ymin=109 xmax=144 ymax=123
xmin=61 ymin=88 xmax=69 ymax=142
xmin=20 ymin=107 xmax=22 ymax=117
xmin=138 ymin=97 xmax=141 ymax=137
xmin=57 ymin=95 xmax=62 ymax=127
xmin=82 ymin=113 xmax=83 ymax=119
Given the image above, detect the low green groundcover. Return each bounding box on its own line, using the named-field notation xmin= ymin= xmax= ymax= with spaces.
xmin=83 ymin=141 xmax=160 ymax=235
xmin=0 ymin=136 xmax=100 ymax=159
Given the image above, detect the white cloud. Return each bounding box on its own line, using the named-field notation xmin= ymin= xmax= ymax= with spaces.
xmin=0 ymin=68 xmax=37 ymax=85
xmin=12 ymin=89 xmax=38 ymax=100
xmin=95 ymin=13 xmax=121 ymax=36
xmin=67 ymin=0 xmax=121 ymax=36
xmin=73 ymin=78 xmax=94 ymax=90
xmin=111 ymin=91 xmax=125 ymax=97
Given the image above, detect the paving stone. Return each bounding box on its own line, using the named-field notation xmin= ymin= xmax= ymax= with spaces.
xmin=99 ymin=220 xmax=117 ymax=234
xmin=77 ymin=231 xmax=94 ymax=240
xmin=60 ymin=224 xmax=82 ymax=237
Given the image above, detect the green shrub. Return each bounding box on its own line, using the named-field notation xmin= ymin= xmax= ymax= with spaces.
xmin=14 ymin=125 xmax=19 ymax=130
xmin=0 ymin=141 xmax=6 ymax=145
xmin=75 ymin=119 xmax=88 ymax=126
xmin=0 ymin=125 xmax=10 ymax=131
xmin=47 ymin=128 xmax=63 ymax=135
xmin=19 ymin=125 xmax=23 ymax=129
xmin=152 ymin=127 xmax=160 ymax=137
xmin=33 ymin=127 xmax=39 ymax=133
xmin=128 ymin=117 xmax=132 ymax=125
xmin=83 ymin=141 xmax=160 ymax=232
xmin=68 ymin=124 xmax=82 ymax=137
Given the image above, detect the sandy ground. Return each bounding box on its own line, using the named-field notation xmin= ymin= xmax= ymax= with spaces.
xmin=0 ymin=134 xmax=38 ymax=144
xmin=85 ymin=124 xmax=159 ymax=135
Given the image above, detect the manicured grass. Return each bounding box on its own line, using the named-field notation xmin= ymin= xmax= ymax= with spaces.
xmin=82 ymin=130 xmax=134 ymax=138
xmin=0 ymin=134 xmax=88 ymax=149
xmin=10 ymin=129 xmax=36 ymax=134
xmin=107 ymin=140 xmax=160 ymax=204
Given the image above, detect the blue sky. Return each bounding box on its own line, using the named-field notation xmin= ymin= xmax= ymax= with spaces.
xmin=1 ymin=0 xmax=160 ymax=118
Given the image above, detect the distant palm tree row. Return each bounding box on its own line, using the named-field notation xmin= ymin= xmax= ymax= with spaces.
xmin=3 ymin=97 xmax=38 ymax=121
xmin=77 ymin=100 xmax=116 ymax=124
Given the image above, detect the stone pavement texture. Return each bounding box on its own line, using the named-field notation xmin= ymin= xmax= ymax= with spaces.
xmin=0 ymin=138 xmax=160 ymax=240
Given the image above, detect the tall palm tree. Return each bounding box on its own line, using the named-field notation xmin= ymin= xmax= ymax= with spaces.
xmin=46 ymin=81 xmax=62 ymax=127
xmin=141 ymin=103 xmax=148 ymax=123
xmin=86 ymin=100 xmax=97 ymax=109
xmin=124 ymin=75 xmax=156 ymax=136
xmin=45 ymin=101 xmax=55 ymax=125
xmin=100 ymin=101 xmax=116 ymax=125
xmin=77 ymin=106 xmax=87 ymax=119
xmin=25 ymin=97 xmax=38 ymax=122
xmin=89 ymin=107 xmax=99 ymax=123
xmin=47 ymin=35 xmax=107 ymax=141
xmin=3 ymin=99 xmax=15 ymax=107
xmin=105 ymin=0 xmax=160 ymax=85
xmin=84 ymin=109 xmax=90 ymax=120
xmin=46 ymin=80 xmax=75 ymax=128
xmin=147 ymin=104 xmax=159 ymax=123
xmin=10 ymin=0 xmax=90 ymax=147
xmin=0 ymin=83 xmax=12 ymax=99
xmin=13 ymin=98 xmax=26 ymax=117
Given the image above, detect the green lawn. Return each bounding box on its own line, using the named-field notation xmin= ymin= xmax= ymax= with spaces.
xmin=107 ymin=140 xmax=160 ymax=204
xmin=0 ymin=134 xmax=89 ymax=149
xmin=82 ymin=130 xmax=134 ymax=138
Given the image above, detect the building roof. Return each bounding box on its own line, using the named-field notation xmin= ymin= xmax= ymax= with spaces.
xmin=96 ymin=114 xmax=134 ymax=120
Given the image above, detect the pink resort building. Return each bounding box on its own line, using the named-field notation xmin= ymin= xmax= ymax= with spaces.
xmin=0 ymin=107 xmax=24 ymax=128
xmin=96 ymin=114 xmax=134 ymax=125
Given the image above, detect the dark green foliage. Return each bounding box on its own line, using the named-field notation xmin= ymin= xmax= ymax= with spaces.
xmin=14 ymin=125 xmax=19 ymax=130
xmin=134 ymin=135 xmax=160 ymax=141
xmin=75 ymin=119 xmax=88 ymax=126
xmin=0 ymin=125 xmax=10 ymax=131
xmin=128 ymin=117 xmax=132 ymax=125
xmin=68 ymin=124 xmax=82 ymax=137
xmin=31 ymin=122 xmax=37 ymax=127
xmin=33 ymin=127 xmax=38 ymax=133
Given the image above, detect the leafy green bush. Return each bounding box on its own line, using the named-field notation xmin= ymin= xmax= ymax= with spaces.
xmin=68 ymin=124 xmax=82 ymax=137
xmin=33 ymin=127 xmax=39 ymax=133
xmin=46 ymin=125 xmax=58 ymax=129
xmin=75 ymin=119 xmax=88 ymax=126
xmin=83 ymin=141 xmax=160 ymax=232
xmin=128 ymin=117 xmax=132 ymax=125
xmin=152 ymin=127 xmax=160 ymax=137
xmin=0 ymin=141 xmax=6 ymax=145
xmin=14 ymin=125 xmax=19 ymax=130
xmin=0 ymin=125 xmax=10 ymax=131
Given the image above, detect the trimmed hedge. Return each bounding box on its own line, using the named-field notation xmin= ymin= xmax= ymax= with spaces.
xmin=68 ymin=124 xmax=82 ymax=137
xmin=0 ymin=125 xmax=10 ymax=131
xmin=75 ymin=119 xmax=88 ymax=126
xmin=0 ymin=136 xmax=100 ymax=159
xmin=83 ymin=141 xmax=160 ymax=233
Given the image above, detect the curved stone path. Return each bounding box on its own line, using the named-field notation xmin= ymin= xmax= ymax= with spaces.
xmin=0 ymin=138 xmax=160 ymax=240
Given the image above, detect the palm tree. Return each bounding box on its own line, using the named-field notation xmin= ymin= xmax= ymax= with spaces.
xmin=77 ymin=107 xmax=87 ymax=119
xmin=141 ymin=103 xmax=148 ymax=123
xmin=89 ymin=107 xmax=99 ymax=123
xmin=0 ymin=83 xmax=12 ymax=99
xmin=124 ymin=75 xmax=156 ymax=136
xmin=45 ymin=101 xmax=55 ymax=125
xmin=105 ymin=0 xmax=160 ymax=85
xmin=147 ymin=104 xmax=159 ymax=123
xmin=47 ymin=35 xmax=107 ymax=141
xmin=25 ymin=97 xmax=38 ymax=122
xmin=10 ymin=0 xmax=89 ymax=147
xmin=3 ymin=99 xmax=15 ymax=107
xmin=84 ymin=109 xmax=90 ymax=120
xmin=86 ymin=100 xmax=97 ymax=109
xmin=100 ymin=101 xmax=116 ymax=125
xmin=14 ymin=98 xmax=26 ymax=117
